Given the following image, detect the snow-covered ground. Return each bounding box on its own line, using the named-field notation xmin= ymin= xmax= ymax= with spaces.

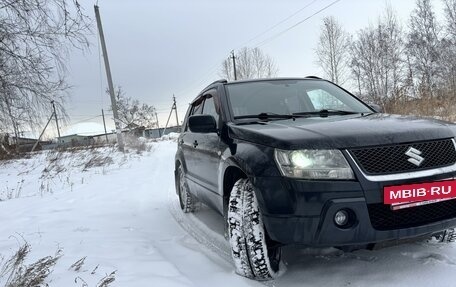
xmin=1 ymin=138 xmax=456 ymax=286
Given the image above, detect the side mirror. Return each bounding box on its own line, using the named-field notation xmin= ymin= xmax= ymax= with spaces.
xmin=370 ymin=104 xmax=383 ymax=113
xmin=188 ymin=114 xmax=217 ymax=133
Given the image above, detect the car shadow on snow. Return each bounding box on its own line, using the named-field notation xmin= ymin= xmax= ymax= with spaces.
xmin=177 ymin=202 xmax=456 ymax=287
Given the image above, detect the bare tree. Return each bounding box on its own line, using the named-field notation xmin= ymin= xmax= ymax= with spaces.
xmin=349 ymin=6 xmax=406 ymax=110
xmin=406 ymin=0 xmax=442 ymax=99
xmin=0 ymin=0 xmax=91 ymax=139
xmin=110 ymin=87 xmax=158 ymax=130
xmin=315 ymin=16 xmax=349 ymax=85
xmin=441 ymin=0 xmax=456 ymax=98
xmin=444 ymin=0 xmax=456 ymax=38
xmin=220 ymin=47 xmax=278 ymax=80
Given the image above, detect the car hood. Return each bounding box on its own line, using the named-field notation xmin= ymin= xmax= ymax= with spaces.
xmin=227 ymin=113 xmax=456 ymax=150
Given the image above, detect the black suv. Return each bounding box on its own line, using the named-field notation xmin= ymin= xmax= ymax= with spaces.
xmin=174 ymin=77 xmax=456 ymax=280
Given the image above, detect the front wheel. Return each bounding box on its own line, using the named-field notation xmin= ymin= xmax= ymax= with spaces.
xmin=227 ymin=178 xmax=282 ymax=280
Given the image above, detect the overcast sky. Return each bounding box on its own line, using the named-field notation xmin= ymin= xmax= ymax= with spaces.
xmin=61 ymin=0 xmax=446 ymax=136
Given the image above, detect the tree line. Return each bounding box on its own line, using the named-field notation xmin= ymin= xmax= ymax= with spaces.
xmin=316 ymin=0 xmax=456 ymax=118
xmin=222 ymin=0 xmax=456 ymax=120
xmin=1 ymin=0 xmax=454 ymax=146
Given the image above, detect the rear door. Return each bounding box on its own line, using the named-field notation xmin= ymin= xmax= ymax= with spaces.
xmin=180 ymin=97 xmax=203 ymax=184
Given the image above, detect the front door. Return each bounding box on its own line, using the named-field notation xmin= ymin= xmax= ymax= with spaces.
xmin=185 ymin=90 xmax=223 ymax=211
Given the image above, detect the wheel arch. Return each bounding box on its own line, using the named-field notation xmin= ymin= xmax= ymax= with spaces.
xmin=222 ymin=164 xmax=247 ymax=216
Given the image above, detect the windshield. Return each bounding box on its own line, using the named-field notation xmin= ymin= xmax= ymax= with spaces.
xmin=225 ymin=79 xmax=373 ymax=119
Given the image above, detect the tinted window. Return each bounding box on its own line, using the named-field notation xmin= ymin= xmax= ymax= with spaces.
xmin=184 ymin=99 xmax=203 ymax=132
xmin=191 ymin=100 xmax=203 ymax=115
xmin=202 ymin=96 xmax=219 ymax=128
xmin=203 ymin=96 xmax=218 ymax=118
xmin=225 ymin=80 xmax=371 ymax=117
xmin=308 ymin=89 xmax=350 ymax=110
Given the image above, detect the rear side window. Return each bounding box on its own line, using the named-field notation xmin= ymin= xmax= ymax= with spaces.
xmin=191 ymin=100 xmax=203 ymax=115
xmin=183 ymin=98 xmax=203 ymax=132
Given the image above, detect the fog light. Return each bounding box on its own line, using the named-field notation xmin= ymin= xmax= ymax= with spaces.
xmin=334 ymin=210 xmax=349 ymax=226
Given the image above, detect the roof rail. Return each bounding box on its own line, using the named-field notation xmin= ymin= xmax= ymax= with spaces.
xmin=202 ymin=79 xmax=228 ymax=90
xmin=305 ymin=76 xmax=322 ymax=79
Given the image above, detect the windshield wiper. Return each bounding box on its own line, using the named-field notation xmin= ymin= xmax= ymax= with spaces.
xmin=293 ymin=109 xmax=361 ymax=117
xmin=234 ymin=112 xmax=295 ymax=121
xmin=234 ymin=110 xmax=363 ymax=121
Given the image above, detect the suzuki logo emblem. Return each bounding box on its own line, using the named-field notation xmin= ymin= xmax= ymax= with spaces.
xmin=405 ymin=147 xmax=424 ymax=166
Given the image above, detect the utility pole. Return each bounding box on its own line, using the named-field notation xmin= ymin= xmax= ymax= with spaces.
xmin=51 ymin=100 xmax=61 ymax=140
xmin=230 ymin=50 xmax=237 ymax=80
xmin=163 ymin=96 xmax=179 ymax=135
xmin=94 ymin=5 xmax=124 ymax=152
xmin=173 ymin=95 xmax=179 ymax=127
xmin=155 ymin=110 xmax=161 ymax=137
xmin=102 ymin=109 xmax=108 ymax=143
xmin=31 ymin=112 xmax=54 ymax=152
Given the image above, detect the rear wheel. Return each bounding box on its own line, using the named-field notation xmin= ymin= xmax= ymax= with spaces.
xmin=176 ymin=165 xmax=199 ymax=213
xmin=227 ymin=178 xmax=282 ymax=280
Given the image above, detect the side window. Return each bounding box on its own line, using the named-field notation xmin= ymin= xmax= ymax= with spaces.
xmin=202 ymin=96 xmax=217 ymax=118
xmin=202 ymin=96 xmax=219 ymax=128
xmin=184 ymin=98 xmax=203 ymax=132
xmin=307 ymin=89 xmax=350 ymax=111
xmin=182 ymin=105 xmax=192 ymax=132
xmin=191 ymin=100 xmax=203 ymax=115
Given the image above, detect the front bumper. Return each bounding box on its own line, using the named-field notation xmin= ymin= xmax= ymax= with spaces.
xmin=254 ymin=171 xmax=456 ymax=247
xmin=263 ymin=198 xmax=456 ymax=246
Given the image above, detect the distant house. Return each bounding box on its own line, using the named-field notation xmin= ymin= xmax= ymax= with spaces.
xmin=58 ymin=134 xmax=94 ymax=147
xmin=8 ymin=136 xmax=51 ymax=152
xmin=92 ymin=124 xmax=147 ymax=144
xmin=80 ymin=125 xmax=181 ymax=144
xmin=123 ymin=123 xmax=146 ymax=137
xmin=92 ymin=132 xmax=118 ymax=144
xmin=145 ymin=126 xmax=181 ymax=139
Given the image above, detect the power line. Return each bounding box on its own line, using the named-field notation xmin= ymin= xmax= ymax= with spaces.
xmin=172 ymin=60 xmax=222 ymax=98
xmin=70 ymin=115 xmax=103 ymax=125
xmin=172 ymin=0 xmax=339 ymax=99
xmin=255 ymin=0 xmax=342 ymax=48
xmin=235 ymin=0 xmax=320 ymax=49
xmin=79 ymin=1 xmax=340 ymax=130
xmin=67 ymin=114 xmax=103 ymax=117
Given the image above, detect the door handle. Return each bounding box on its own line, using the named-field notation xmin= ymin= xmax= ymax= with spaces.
xmin=179 ymin=139 xmax=184 ymax=145
xmin=193 ymin=140 xmax=199 ymax=148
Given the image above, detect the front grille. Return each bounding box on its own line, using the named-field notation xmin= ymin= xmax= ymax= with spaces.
xmin=368 ymin=200 xmax=456 ymax=230
xmin=350 ymin=139 xmax=456 ymax=175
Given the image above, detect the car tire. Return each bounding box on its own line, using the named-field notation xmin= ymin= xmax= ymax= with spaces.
xmin=228 ymin=178 xmax=282 ymax=280
xmin=177 ymin=165 xmax=199 ymax=213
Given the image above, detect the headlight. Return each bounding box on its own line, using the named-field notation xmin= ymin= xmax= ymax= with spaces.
xmin=274 ymin=149 xmax=354 ymax=179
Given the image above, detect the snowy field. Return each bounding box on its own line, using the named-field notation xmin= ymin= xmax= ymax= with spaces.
xmin=1 ymin=138 xmax=456 ymax=286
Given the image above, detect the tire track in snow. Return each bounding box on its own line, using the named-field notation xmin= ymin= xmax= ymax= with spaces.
xmin=167 ymin=187 xmax=278 ymax=287
xmin=167 ymin=189 xmax=232 ymax=263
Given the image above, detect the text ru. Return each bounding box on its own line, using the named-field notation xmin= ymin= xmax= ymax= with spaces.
xmin=390 ymin=186 xmax=452 ymax=199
